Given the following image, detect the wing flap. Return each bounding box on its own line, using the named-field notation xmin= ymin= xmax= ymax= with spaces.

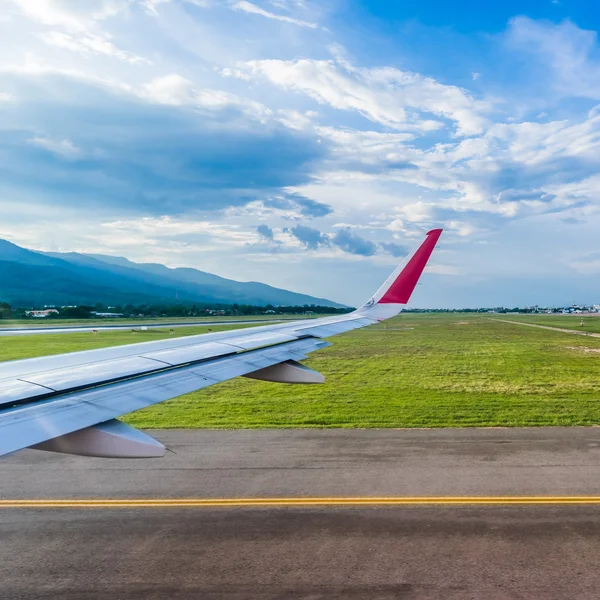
xmin=18 ymin=356 xmax=170 ymax=393
xmin=218 ymin=331 xmax=298 ymax=350
xmin=140 ymin=342 xmax=235 ymax=366
xmin=0 ymin=379 xmax=52 ymax=405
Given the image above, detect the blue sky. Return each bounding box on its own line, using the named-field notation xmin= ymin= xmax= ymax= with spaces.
xmin=1 ymin=0 xmax=600 ymax=308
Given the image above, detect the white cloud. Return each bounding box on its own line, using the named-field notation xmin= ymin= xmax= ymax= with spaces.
xmin=98 ymin=215 xmax=258 ymax=250
xmin=226 ymin=200 xmax=304 ymax=220
xmin=0 ymin=58 xmax=139 ymax=97
xmin=6 ymin=0 xmax=127 ymax=32
xmin=446 ymin=220 xmax=477 ymax=237
xmin=142 ymin=0 xmax=210 ymax=12
xmin=40 ymin=30 xmax=151 ymax=64
xmin=141 ymin=73 xmax=197 ymax=105
xmin=320 ymin=126 xmax=417 ymax=146
xmin=506 ymin=16 xmax=600 ymax=99
xmin=276 ymin=109 xmax=317 ymax=129
xmin=542 ymin=174 xmax=600 ymax=212
xmin=482 ymin=111 xmax=600 ymax=165
xmin=140 ymin=0 xmax=170 ymax=15
xmin=269 ymin=0 xmax=309 ymax=10
xmin=283 ymin=102 xmax=600 ymax=231
xmin=390 ymin=201 xmax=436 ymax=224
xmin=7 ymin=1 xmax=151 ymax=67
xmin=243 ymin=56 xmax=491 ymax=136
xmin=0 ymin=92 xmax=15 ymax=103
xmin=140 ymin=74 xmax=272 ymax=118
xmin=0 ymin=62 xmax=271 ymax=120
xmin=232 ymin=1 xmax=317 ymax=29
xmin=316 ymin=126 xmax=422 ymax=164
xmin=29 ymin=136 xmax=82 ymax=158
xmin=221 ymin=67 xmax=251 ymax=81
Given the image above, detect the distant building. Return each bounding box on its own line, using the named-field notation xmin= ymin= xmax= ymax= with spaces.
xmin=91 ymin=312 xmax=123 ymax=318
xmin=25 ymin=309 xmax=59 ymax=318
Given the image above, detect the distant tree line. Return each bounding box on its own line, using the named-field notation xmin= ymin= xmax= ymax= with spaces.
xmin=0 ymin=302 xmax=11 ymax=319
xmin=3 ymin=302 xmax=592 ymax=320
xmin=0 ymin=301 xmax=353 ymax=320
xmin=403 ymin=307 xmax=591 ymax=314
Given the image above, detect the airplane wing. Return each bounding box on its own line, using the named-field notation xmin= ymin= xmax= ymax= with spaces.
xmin=0 ymin=229 xmax=442 ymax=458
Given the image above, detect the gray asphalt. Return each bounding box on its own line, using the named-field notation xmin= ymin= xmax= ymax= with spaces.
xmin=4 ymin=428 xmax=600 ymax=599
xmin=0 ymin=319 xmax=283 ymax=336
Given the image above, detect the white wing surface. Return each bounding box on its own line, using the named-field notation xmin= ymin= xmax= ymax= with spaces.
xmin=0 ymin=229 xmax=442 ymax=458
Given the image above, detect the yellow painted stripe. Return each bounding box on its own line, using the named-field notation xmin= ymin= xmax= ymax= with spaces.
xmin=2 ymin=497 xmax=600 ymax=508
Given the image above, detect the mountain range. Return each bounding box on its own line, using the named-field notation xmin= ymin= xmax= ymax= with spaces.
xmin=0 ymin=239 xmax=342 ymax=308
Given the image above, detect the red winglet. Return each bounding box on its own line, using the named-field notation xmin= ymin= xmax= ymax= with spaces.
xmin=378 ymin=229 xmax=443 ymax=304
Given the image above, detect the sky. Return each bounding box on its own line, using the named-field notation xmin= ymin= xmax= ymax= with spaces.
xmin=1 ymin=0 xmax=600 ymax=308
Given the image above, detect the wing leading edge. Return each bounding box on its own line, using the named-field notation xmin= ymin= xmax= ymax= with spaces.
xmin=0 ymin=229 xmax=442 ymax=458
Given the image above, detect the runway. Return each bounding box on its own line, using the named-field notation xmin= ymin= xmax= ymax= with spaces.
xmin=4 ymin=428 xmax=600 ymax=599
xmin=0 ymin=318 xmax=283 ymax=336
xmin=491 ymin=317 xmax=600 ymax=338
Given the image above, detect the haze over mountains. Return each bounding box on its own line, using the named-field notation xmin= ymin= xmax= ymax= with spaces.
xmin=0 ymin=239 xmax=343 ymax=308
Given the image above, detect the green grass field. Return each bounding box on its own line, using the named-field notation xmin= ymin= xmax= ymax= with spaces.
xmin=2 ymin=313 xmax=600 ymax=428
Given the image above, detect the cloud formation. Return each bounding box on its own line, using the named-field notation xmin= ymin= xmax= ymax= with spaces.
xmin=285 ymin=224 xmax=379 ymax=257
xmin=232 ymin=1 xmax=317 ymax=29
xmin=506 ymin=16 xmax=600 ymax=100
xmin=256 ymin=224 xmax=274 ymax=240
xmin=0 ymin=71 xmax=326 ymax=214
xmin=261 ymin=193 xmax=333 ymax=218
xmin=6 ymin=0 xmax=126 ymax=31
xmin=40 ymin=30 xmax=151 ymax=64
xmin=243 ymin=56 xmax=491 ymax=135
xmin=288 ymin=224 xmax=329 ymax=249
xmin=380 ymin=241 xmax=409 ymax=257
xmin=3 ymin=1 xmax=600 ymax=306
xmin=331 ymin=228 xmax=377 ymax=256
xmin=28 ymin=136 xmax=82 ymax=159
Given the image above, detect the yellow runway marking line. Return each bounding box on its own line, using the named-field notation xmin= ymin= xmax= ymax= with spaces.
xmin=3 ymin=497 xmax=600 ymax=508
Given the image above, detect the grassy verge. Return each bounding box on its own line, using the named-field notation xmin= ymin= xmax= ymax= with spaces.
xmin=2 ymin=313 xmax=600 ymax=428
